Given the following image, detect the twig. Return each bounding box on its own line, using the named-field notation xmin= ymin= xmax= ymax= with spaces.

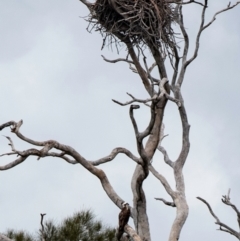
xmin=101 ymin=55 xmax=134 ymax=64
xmin=112 ymin=92 xmax=157 ymax=106
xmin=3 ymin=136 xmax=16 ymax=152
xmin=129 ymin=63 xmax=160 ymax=83
xmin=203 ymin=1 xmax=240 ymax=31
xmin=221 ymin=189 xmax=240 ymax=229
xmin=155 ymin=198 xmax=176 ymax=207
xmin=184 ymin=0 xmax=208 ymax=69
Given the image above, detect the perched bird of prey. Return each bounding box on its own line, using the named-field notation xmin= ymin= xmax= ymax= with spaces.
xmin=117 ymin=202 xmax=130 ymax=240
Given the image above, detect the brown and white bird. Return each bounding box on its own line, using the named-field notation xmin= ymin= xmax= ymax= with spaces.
xmin=117 ymin=202 xmax=130 ymax=240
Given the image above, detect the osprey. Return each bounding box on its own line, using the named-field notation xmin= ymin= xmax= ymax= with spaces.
xmin=117 ymin=202 xmax=130 ymax=240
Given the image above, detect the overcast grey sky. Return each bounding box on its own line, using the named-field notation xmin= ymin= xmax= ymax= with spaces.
xmin=0 ymin=1 xmax=240 ymax=240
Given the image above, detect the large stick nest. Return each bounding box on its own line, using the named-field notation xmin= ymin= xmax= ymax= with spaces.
xmin=86 ymin=0 xmax=177 ymax=50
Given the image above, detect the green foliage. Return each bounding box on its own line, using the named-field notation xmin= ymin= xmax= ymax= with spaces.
xmin=5 ymin=229 xmax=34 ymax=241
xmin=5 ymin=209 xmax=116 ymax=241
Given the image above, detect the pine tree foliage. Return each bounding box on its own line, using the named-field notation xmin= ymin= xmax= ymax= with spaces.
xmin=4 ymin=210 xmax=116 ymax=241
xmin=5 ymin=230 xmax=34 ymax=241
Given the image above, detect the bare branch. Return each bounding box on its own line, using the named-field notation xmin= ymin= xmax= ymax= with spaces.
xmin=174 ymin=90 xmax=190 ymax=168
xmin=157 ymin=146 xmax=174 ymax=168
xmin=155 ymin=198 xmax=176 ymax=207
xmin=138 ymin=103 xmax=157 ymax=141
xmin=203 ymin=1 xmax=240 ymax=31
xmin=101 ymin=55 xmax=134 ymax=64
xmin=219 ymin=226 xmax=237 ymax=236
xmin=40 ymin=213 xmax=46 ymax=241
xmin=174 ymin=0 xmax=206 ymax=6
xmin=149 ymin=165 xmax=176 ymax=198
xmin=197 ymin=196 xmax=240 ymax=239
xmin=159 ymin=78 xmax=181 ymax=107
xmin=0 ymin=121 xmax=15 ymax=131
xmin=148 ymin=62 xmax=157 ymax=74
xmin=197 ymin=197 xmax=220 ymax=222
xmin=143 ymin=57 xmax=154 ymax=90
xmin=129 ymin=63 xmax=160 ymax=83
xmin=0 ymin=120 xmax=126 ymax=210
xmin=184 ymin=1 xmax=240 ymax=71
xmin=221 ymin=189 xmax=240 ymax=229
xmin=176 ymin=5 xmax=189 ymax=86
xmin=90 ymin=147 xmax=141 ymax=165
xmin=3 ymin=136 xmax=16 ymax=152
xmin=112 ymin=78 xmax=177 ymax=107
xmin=0 ymin=152 xmax=17 ymax=157
xmin=112 ymin=93 xmax=156 ymax=106
xmin=184 ymin=0 xmax=208 ymax=68
xmin=171 ymin=46 xmax=180 ymax=86
xmin=149 ymin=45 xmax=168 ymax=79
xmin=129 ymin=104 xmax=150 ymax=167
xmin=0 ymin=156 xmax=28 ymax=170
xmin=129 ymin=104 xmax=140 ymax=138
xmin=122 ymin=37 xmax=152 ymax=96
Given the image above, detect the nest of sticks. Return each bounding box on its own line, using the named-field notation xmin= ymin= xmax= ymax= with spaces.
xmin=86 ymin=0 xmax=177 ymax=50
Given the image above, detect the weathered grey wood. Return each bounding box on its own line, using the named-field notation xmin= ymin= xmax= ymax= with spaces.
xmin=0 ymin=234 xmax=13 ymax=241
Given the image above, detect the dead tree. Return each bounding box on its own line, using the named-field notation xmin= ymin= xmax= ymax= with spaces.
xmin=0 ymin=1 xmax=239 ymax=241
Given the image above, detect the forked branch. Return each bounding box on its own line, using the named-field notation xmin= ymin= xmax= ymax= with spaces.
xmin=184 ymin=0 xmax=240 ymax=70
xmin=184 ymin=0 xmax=208 ymax=69
xmin=112 ymin=93 xmax=156 ymax=106
xmin=203 ymin=1 xmax=240 ymax=31
xmin=113 ymin=78 xmax=180 ymax=107
xmin=0 ymin=121 xmax=128 ymax=210
xmin=197 ymin=194 xmax=240 ymax=239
